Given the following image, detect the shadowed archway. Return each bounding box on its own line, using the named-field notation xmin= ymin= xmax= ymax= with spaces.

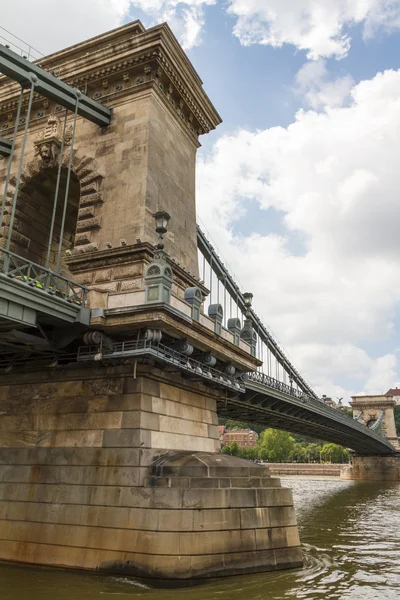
xmin=14 ymin=166 xmax=80 ymax=274
xmin=1 ymin=151 xmax=105 ymax=271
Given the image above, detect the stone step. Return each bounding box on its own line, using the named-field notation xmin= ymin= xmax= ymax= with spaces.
xmin=145 ymin=475 xmax=282 ymax=489
xmin=150 ymin=454 xmax=271 ymax=479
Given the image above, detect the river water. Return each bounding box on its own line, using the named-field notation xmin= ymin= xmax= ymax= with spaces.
xmin=1 ymin=477 xmax=400 ymax=600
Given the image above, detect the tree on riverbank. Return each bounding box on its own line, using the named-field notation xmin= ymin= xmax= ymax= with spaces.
xmin=221 ymin=423 xmax=349 ymax=463
xmin=320 ymin=443 xmax=349 ymax=463
xmin=257 ymin=429 xmax=295 ymax=462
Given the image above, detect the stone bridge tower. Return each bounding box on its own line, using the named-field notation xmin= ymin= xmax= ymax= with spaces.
xmin=341 ymin=394 xmax=400 ymax=481
xmin=0 ymin=22 xmax=302 ymax=578
xmin=350 ymin=395 xmax=400 ymax=450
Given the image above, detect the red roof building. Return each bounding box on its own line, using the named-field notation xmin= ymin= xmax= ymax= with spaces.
xmin=385 ymin=388 xmax=400 ymax=396
xmin=221 ymin=429 xmax=259 ymax=448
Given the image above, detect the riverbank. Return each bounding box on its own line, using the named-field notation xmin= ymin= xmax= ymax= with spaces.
xmin=266 ymin=463 xmax=342 ymax=476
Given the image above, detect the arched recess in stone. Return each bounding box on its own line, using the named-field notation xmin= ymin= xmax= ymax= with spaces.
xmin=1 ymin=151 xmax=105 ymax=270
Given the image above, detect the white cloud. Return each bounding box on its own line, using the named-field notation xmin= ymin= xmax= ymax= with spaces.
xmin=4 ymin=0 xmax=400 ymax=57
xmin=227 ymin=0 xmax=400 ymax=59
xmin=129 ymin=0 xmax=216 ymax=49
xmin=1 ymin=0 xmax=131 ymax=56
xmin=197 ymin=68 xmax=400 ymax=399
xmin=363 ymin=354 xmax=398 ymax=394
xmin=295 ymin=60 xmax=354 ymax=110
xmin=0 ymin=0 xmax=215 ymax=56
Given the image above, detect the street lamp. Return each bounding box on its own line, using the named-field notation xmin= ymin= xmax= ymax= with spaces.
xmin=153 ymin=211 xmax=171 ymax=250
xmin=243 ymin=292 xmax=253 ymax=309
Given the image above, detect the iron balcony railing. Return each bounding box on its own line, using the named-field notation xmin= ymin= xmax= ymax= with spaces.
xmin=0 ymin=248 xmax=87 ymax=306
xmin=78 ymin=338 xmax=246 ymax=394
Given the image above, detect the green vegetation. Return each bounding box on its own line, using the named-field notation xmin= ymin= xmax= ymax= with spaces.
xmin=258 ymin=429 xmax=295 ymax=462
xmin=220 ymin=420 xmax=350 ymax=463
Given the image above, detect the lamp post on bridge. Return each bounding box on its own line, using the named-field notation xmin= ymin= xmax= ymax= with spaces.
xmin=241 ymin=292 xmax=257 ymax=357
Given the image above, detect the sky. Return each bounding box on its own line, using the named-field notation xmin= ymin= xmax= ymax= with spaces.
xmin=3 ymin=0 xmax=400 ymax=402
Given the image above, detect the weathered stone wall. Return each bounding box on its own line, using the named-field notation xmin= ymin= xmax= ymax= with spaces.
xmin=340 ymin=454 xmax=400 ymax=481
xmin=144 ymin=94 xmax=198 ymax=271
xmin=0 ymin=366 xmax=302 ymax=578
xmin=268 ymin=463 xmax=341 ymax=477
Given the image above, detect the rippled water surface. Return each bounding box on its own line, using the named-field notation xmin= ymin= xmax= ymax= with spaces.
xmin=2 ymin=477 xmax=400 ymax=599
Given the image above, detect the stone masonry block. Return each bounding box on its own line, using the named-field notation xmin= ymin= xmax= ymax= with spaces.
xmin=182 ymin=489 xmax=230 ymax=510
xmin=94 ymin=269 xmax=113 ymax=283
xmin=159 ymin=383 xmax=180 ymax=403
xmin=34 ymin=412 xmax=123 ymax=431
xmin=192 ymin=508 xmax=241 ymax=532
xmin=240 ymin=508 xmax=270 ymax=529
xmin=156 ymin=509 xmax=194 ymax=532
xmin=82 ymin=378 xmax=124 ymax=396
xmin=114 ymin=265 xmax=142 ymax=279
xmin=106 ymin=394 xmax=152 ymax=412
xmin=0 ymin=415 xmax=34 ymax=431
xmin=269 ymin=506 xmax=297 ymax=528
xmin=122 ymin=411 xmax=160 ymax=430
xmin=0 ymin=430 xmax=104 ymax=448
xmin=179 ymin=529 xmax=257 ymax=556
xmin=0 ymin=448 xmax=140 ymax=467
xmin=285 ymin=526 xmax=301 ymax=547
xmin=274 ymin=547 xmax=303 ymax=570
xmin=158 ymin=415 xmax=208 ymax=437
xmin=123 ymin=377 xmax=160 ymax=397
xmin=207 ymin=424 xmax=219 ymax=439
xmin=150 ymin=432 xmax=216 ymax=453
xmin=103 ymin=429 xmax=143 ymax=448
xmin=8 ymin=381 xmax=83 ymax=401
xmin=256 ymin=488 xmax=294 ymax=508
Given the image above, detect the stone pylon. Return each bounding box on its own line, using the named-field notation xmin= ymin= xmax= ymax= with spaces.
xmin=351 ymin=395 xmax=400 ymax=450
xmin=341 ymin=394 xmax=400 ymax=481
xmin=0 ymin=21 xmax=302 ymax=578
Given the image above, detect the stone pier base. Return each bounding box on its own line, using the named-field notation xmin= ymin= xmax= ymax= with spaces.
xmin=0 ymin=365 xmax=302 ymax=579
xmin=340 ymin=454 xmax=400 ymax=481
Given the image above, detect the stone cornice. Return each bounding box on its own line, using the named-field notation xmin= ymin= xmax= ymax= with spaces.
xmin=0 ymin=21 xmax=222 ymax=138
xmin=66 ymin=243 xmax=209 ymax=295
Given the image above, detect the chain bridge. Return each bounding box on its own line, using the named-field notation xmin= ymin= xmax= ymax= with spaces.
xmin=0 ymin=38 xmax=395 ymax=457
xmin=0 ymin=22 xmax=397 ymax=580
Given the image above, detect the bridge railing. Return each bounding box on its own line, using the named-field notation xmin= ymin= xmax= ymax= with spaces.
xmin=247 ymin=371 xmax=321 ymax=404
xmin=0 ymin=248 xmax=87 ymax=306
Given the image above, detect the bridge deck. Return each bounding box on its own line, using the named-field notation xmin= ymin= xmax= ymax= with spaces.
xmin=217 ymin=374 xmax=395 ymax=456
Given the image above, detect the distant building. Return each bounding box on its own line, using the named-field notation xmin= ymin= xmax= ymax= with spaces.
xmin=321 ymin=395 xmax=336 ymax=408
xmin=321 ymin=395 xmax=347 ymax=411
xmin=220 ymin=428 xmax=259 ymax=448
xmin=385 ymin=388 xmax=400 ymax=398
